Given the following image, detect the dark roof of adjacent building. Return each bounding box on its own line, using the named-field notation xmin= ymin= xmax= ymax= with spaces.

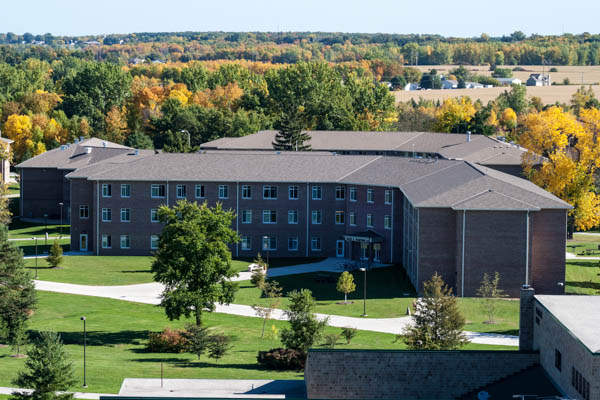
xmin=16 ymin=138 xmax=153 ymax=170
xmin=201 ymin=130 xmax=531 ymax=167
xmin=535 ymin=295 xmax=600 ymax=354
xmin=65 ymin=151 xmax=571 ymax=211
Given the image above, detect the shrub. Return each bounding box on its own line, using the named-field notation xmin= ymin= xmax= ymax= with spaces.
xmin=257 ymin=348 xmax=306 ymax=370
xmin=341 ymin=327 xmax=357 ymax=344
xmin=207 ymin=333 xmax=232 ymax=362
xmin=250 ymin=269 xmax=265 ymax=289
xmin=549 ymin=67 xmax=558 ymax=73
xmin=323 ymin=333 xmax=339 ymax=348
xmin=512 ymin=66 xmax=526 ymax=71
xmin=147 ymin=327 xmax=188 ymax=353
xmin=46 ymin=240 xmax=63 ymax=268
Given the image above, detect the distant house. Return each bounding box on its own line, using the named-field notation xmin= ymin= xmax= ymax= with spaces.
xmin=441 ymin=79 xmax=458 ymax=89
xmin=527 ymin=73 xmax=551 ymax=86
xmin=497 ymin=77 xmax=522 ymax=86
xmin=129 ymin=57 xmax=146 ymax=65
xmin=380 ymin=81 xmax=393 ymax=89
xmin=0 ymin=133 xmax=13 ymax=185
xmin=403 ymin=83 xmax=419 ymax=91
xmin=465 ymin=81 xmax=485 ymax=89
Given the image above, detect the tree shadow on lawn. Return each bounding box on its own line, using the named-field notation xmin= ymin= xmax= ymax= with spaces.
xmin=120 ymin=270 xmax=152 ymax=274
xmin=566 ymin=280 xmax=600 ymax=290
xmin=54 ymin=330 xmax=150 ymax=346
xmin=568 ymin=261 xmax=600 ymax=268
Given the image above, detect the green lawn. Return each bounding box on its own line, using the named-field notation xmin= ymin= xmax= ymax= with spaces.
xmin=8 ymin=183 xmax=19 ymax=195
xmin=0 ymin=292 xmax=514 ymax=394
xmin=9 ymin=218 xmax=71 ymax=239
xmin=13 ymin=238 xmax=70 ymax=256
xmin=567 ymin=233 xmax=600 ymax=255
xmin=566 ymin=260 xmax=600 ymax=295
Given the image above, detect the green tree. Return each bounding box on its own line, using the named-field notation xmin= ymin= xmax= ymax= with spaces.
xmin=0 ymin=142 xmax=11 ymax=225
xmin=125 ymin=131 xmax=154 ymax=149
xmin=46 ymin=240 xmax=63 ymax=269
xmin=0 ymin=227 xmax=36 ymax=351
xmin=207 ymin=333 xmax=232 ymax=363
xmin=336 ymin=271 xmax=356 ymax=304
xmin=341 ymin=327 xmax=357 ymax=344
xmin=280 ymin=289 xmax=328 ymax=352
xmin=12 ymin=331 xmax=76 ymax=400
xmin=252 ymin=280 xmax=283 ymax=337
xmin=323 ymin=333 xmax=339 ymax=348
xmin=476 ymin=272 xmax=508 ymax=324
xmin=402 ymin=273 xmax=468 ymax=350
xmin=151 ymin=200 xmax=239 ymax=326
xmin=183 ymin=323 xmax=211 ymax=360
xmin=495 ymin=84 xmax=529 ymax=115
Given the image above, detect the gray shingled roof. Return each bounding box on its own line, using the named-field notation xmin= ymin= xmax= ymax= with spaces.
xmin=65 ymin=151 xmax=570 ymax=211
xmin=201 ymin=130 xmax=530 ymax=167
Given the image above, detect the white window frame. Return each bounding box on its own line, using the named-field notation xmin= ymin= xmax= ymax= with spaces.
xmin=385 ymin=190 xmax=392 ymax=205
xmin=312 ymin=185 xmax=322 ymax=200
xmin=373 ymin=244 xmax=381 ymax=262
xmin=311 ymin=236 xmax=321 ymax=251
xmin=121 ymin=184 xmax=130 ymax=198
xmin=101 ymin=208 xmax=112 ymax=222
xmin=176 ymin=184 xmax=186 ymax=198
xmin=120 ymin=235 xmax=130 ymax=249
xmin=335 ymin=186 xmax=345 ymax=200
xmin=349 ymin=212 xmax=357 ymax=226
xmin=79 ymin=205 xmax=89 ymax=219
xmin=349 ymin=187 xmax=357 ymax=202
xmin=384 ymin=215 xmax=392 ymax=230
xmin=288 ymin=210 xmax=298 ymax=224
xmin=241 ymin=236 xmax=252 ymax=250
xmin=367 ymin=189 xmax=374 ymax=203
xmin=102 ymin=183 xmax=112 ymax=198
xmin=262 ymin=210 xmax=277 ymax=224
xmin=150 ymin=208 xmax=159 ymax=223
xmin=288 ymin=237 xmax=299 ymax=251
xmin=151 ymin=184 xmax=165 ymax=198
xmin=102 ymin=234 xmax=111 ymax=249
xmin=263 ymin=185 xmax=278 ymax=200
xmin=311 ymin=210 xmax=322 ymax=225
xmin=288 ymin=185 xmax=299 ymax=200
xmin=241 ymin=210 xmax=252 ymax=224
xmin=336 ymin=240 xmax=345 ymax=258
xmin=366 ymin=213 xmax=373 ymax=228
xmin=335 ymin=211 xmax=345 ymax=225
xmin=150 ymin=235 xmax=159 ymax=250
xmin=218 ymin=185 xmax=229 ymax=199
xmin=262 ymin=236 xmax=277 ymax=251
xmin=241 ymin=185 xmax=252 ymax=199
xmin=120 ymin=208 xmax=130 ymax=223
xmin=195 ymin=184 xmax=205 ymax=199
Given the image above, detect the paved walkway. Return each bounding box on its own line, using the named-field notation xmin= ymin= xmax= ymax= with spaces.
xmin=566 ymin=251 xmax=600 ymax=260
xmin=23 ymin=251 xmax=92 ymax=260
xmin=9 ymin=236 xmax=69 ymax=241
xmin=33 ymin=280 xmax=518 ymax=346
xmin=0 ymin=387 xmax=110 ymax=399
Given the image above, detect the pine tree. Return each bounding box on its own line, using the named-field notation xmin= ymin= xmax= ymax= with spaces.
xmin=46 ymin=240 xmax=63 ymax=269
xmin=12 ymin=331 xmax=77 ymax=400
xmin=402 ymin=273 xmax=468 ymax=350
xmin=272 ymin=111 xmax=311 ymax=151
xmin=0 ymin=227 xmax=36 ymax=352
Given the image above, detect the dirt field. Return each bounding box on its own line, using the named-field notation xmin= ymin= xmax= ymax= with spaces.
xmin=394 ymin=83 xmax=600 ymax=105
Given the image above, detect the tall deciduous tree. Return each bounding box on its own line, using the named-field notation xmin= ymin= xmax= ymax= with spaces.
xmin=12 ymin=331 xmax=76 ymax=400
xmin=152 ymin=200 xmax=239 ymax=326
xmin=0 ymin=142 xmax=11 ymax=225
xmin=402 ymin=273 xmax=468 ymax=350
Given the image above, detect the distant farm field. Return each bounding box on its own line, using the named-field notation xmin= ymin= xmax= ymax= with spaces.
xmin=394 ymin=65 xmax=600 ymax=104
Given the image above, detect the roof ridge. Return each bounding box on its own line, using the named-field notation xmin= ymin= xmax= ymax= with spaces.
xmin=335 ymin=156 xmax=382 ymax=182
xmin=400 ymin=161 xmax=467 ymax=186
xmin=451 ymin=188 xmax=540 ymax=210
xmin=392 ymin=132 xmax=425 ymax=151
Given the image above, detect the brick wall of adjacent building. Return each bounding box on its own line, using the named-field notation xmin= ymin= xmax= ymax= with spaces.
xmin=531 ymin=209 xmax=567 ymax=295
xmin=21 ymin=167 xmax=71 ymax=220
xmin=533 ymin=298 xmax=600 ymax=400
xmin=305 ymin=349 xmax=540 ymax=400
xmin=418 ymin=207 xmax=457 ymax=291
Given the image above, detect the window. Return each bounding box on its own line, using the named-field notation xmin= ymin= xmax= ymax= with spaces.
xmin=241 ymin=185 xmax=252 ymax=199
xmin=335 ymin=186 xmax=345 ymax=200
xmin=120 ymin=208 xmax=130 ymax=222
xmin=102 ymin=208 xmax=112 ymax=222
xmin=311 ymin=236 xmax=321 ymax=251
xmin=150 ymin=235 xmax=159 ymax=250
xmin=102 ymin=234 xmax=112 ymax=249
xmin=367 ymin=189 xmax=374 ymax=203
xmin=385 ymin=190 xmax=392 ymax=204
xmin=102 ymin=183 xmax=112 ymax=198
xmin=219 ymin=185 xmax=229 ymax=199
xmin=263 ymin=185 xmax=278 ymax=199
xmin=349 ymin=212 xmax=357 ymax=226
xmin=241 ymin=236 xmax=252 ymax=250
xmin=263 ymin=210 xmax=277 ymax=224
xmin=374 ymin=243 xmax=381 ymax=262
xmin=120 ymin=235 xmax=130 ymax=249
xmin=384 ymin=215 xmax=392 ymax=230
xmin=366 ymin=213 xmax=373 ymax=228
xmin=121 ymin=184 xmax=131 ymax=198
xmin=262 ymin=236 xmax=277 ymax=251
xmin=350 ymin=187 xmax=357 ymax=202
xmin=554 ymin=349 xmax=562 ymax=371
xmin=312 ymin=186 xmax=322 ymax=200
xmin=288 ymin=210 xmax=298 ymax=224
xmin=176 ymin=184 xmax=186 ymax=198
xmin=288 ymin=186 xmax=299 ymax=200
xmin=151 ymin=184 xmax=165 ymax=198
xmin=335 ymin=211 xmax=345 ymax=225
xmin=195 ymin=184 xmax=205 ymax=199
xmin=572 ymin=367 xmax=590 ymax=400
xmin=288 ymin=237 xmax=299 ymax=251
xmin=79 ymin=205 xmax=89 ymax=219
xmin=241 ymin=210 xmax=252 ymax=224
xmin=312 ymin=210 xmax=322 ymax=225
xmin=150 ymin=208 xmax=159 ymax=223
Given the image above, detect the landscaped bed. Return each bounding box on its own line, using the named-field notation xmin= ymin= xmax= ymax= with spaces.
xmin=0 ymin=292 xmax=516 ymax=394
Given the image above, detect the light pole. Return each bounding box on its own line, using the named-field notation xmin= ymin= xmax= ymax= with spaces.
xmin=32 ymin=237 xmax=38 ymax=279
xmin=81 ymin=316 xmax=87 ymax=388
xmin=359 ymin=267 xmax=367 ymax=317
xmin=43 ymin=213 xmax=48 ymax=248
xmin=59 ymin=202 xmax=64 ymax=239
xmin=262 ymin=236 xmax=270 ymax=267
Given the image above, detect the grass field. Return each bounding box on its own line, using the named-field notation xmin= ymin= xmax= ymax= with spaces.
xmin=8 ymin=183 xmax=19 ymax=195
xmin=14 ymin=238 xmax=70 ymax=256
xmin=566 ymin=260 xmax=600 ymax=295
xmin=9 ymin=219 xmax=70 ymax=239
xmin=0 ymin=292 xmax=515 ymax=394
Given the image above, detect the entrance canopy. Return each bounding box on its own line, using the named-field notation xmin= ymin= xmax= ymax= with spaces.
xmin=343 ymin=230 xmax=384 ymax=243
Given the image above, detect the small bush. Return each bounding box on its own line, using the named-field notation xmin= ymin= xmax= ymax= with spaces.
xmin=250 ymin=269 xmax=265 ymax=289
xmin=147 ymin=327 xmax=188 ymax=353
xmin=512 ymin=66 xmax=526 ymax=71
xmin=323 ymin=333 xmax=340 ymax=348
xmin=257 ymin=348 xmax=306 ymax=370
xmin=549 ymin=67 xmax=558 ymax=73
xmin=341 ymin=327 xmax=357 ymax=344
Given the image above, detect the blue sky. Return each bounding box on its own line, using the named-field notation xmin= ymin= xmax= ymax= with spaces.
xmin=3 ymin=0 xmax=599 ymax=37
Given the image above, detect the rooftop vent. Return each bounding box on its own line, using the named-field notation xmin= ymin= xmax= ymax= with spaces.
xmin=85 ymin=147 xmax=92 ymax=154
xmin=79 ymin=136 xmax=84 ymax=142
xmin=60 ymin=145 xmax=66 ymax=151
xmin=74 ymin=138 xmax=79 ymax=144
xmin=466 ymin=131 xmax=471 ymax=142
xmin=102 ymin=141 xmax=107 ymax=148
xmin=134 ymin=149 xmax=139 ymax=155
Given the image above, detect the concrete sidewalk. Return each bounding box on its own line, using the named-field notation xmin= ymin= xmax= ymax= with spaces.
xmin=0 ymin=386 xmax=110 ymax=399
xmin=9 ymin=236 xmax=69 ymax=241
xmin=33 ymin=280 xmax=519 ymax=346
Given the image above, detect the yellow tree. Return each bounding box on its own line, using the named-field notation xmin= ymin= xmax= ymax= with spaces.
xmin=434 ymin=97 xmax=476 ymax=133
xmin=520 ymin=106 xmax=600 ymax=231
xmin=3 ymin=114 xmax=36 ymax=162
xmin=104 ymin=106 xmax=128 ymax=144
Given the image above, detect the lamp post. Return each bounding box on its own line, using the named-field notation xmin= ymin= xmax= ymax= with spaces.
xmin=81 ymin=316 xmax=87 ymax=388
xmin=59 ymin=202 xmax=64 ymax=239
xmin=359 ymin=267 xmax=367 ymax=317
xmin=262 ymin=236 xmax=270 ymax=267
xmin=43 ymin=213 xmax=48 ymax=248
xmin=32 ymin=237 xmax=38 ymax=279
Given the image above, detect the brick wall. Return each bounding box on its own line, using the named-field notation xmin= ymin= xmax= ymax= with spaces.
xmin=418 ymin=207 xmax=457 ymax=292
xmin=305 ymin=349 xmax=539 ymax=400
xmin=21 ymin=167 xmax=70 ymax=219
xmin=531 ymin=209 xmax=567 ymax=294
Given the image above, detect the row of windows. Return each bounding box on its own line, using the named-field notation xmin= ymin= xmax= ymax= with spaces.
xmin=101 ymin=234 xmax=159 ymax=249
xmin=101 ymin=183 xmax=393 ymax=204
xmin=572 ymin=367 xmax=590 ymax=400
xmin=241 ymin=236 xmax=322 ymax=251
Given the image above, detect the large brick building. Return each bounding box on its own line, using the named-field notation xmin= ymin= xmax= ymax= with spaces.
xmin=59 ymin=148 xmax=569 ymax=297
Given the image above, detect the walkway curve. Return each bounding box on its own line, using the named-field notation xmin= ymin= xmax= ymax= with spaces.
xmin=33 ymin=280 xmax=518 ymax=347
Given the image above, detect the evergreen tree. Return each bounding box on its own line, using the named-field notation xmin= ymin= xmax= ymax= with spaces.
xmin=0 ymin=227 xmax=36 ymax=352
xmin=280 ymin=289 xmax=328 ymax=352
xmin=207 ymin=333 xmax=232 ymax=363
xmin=12 ymin=331 xmax=76 ymax=400
xmin=272 ymin=111 xmax=311 ymax=151
xmin=183 ymin=323 xmax=211 ymax=360
xmin=46 ymin=240 xmax=63 ymax=269
xmin=402 ymin=273 xmax=468 ymax=350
